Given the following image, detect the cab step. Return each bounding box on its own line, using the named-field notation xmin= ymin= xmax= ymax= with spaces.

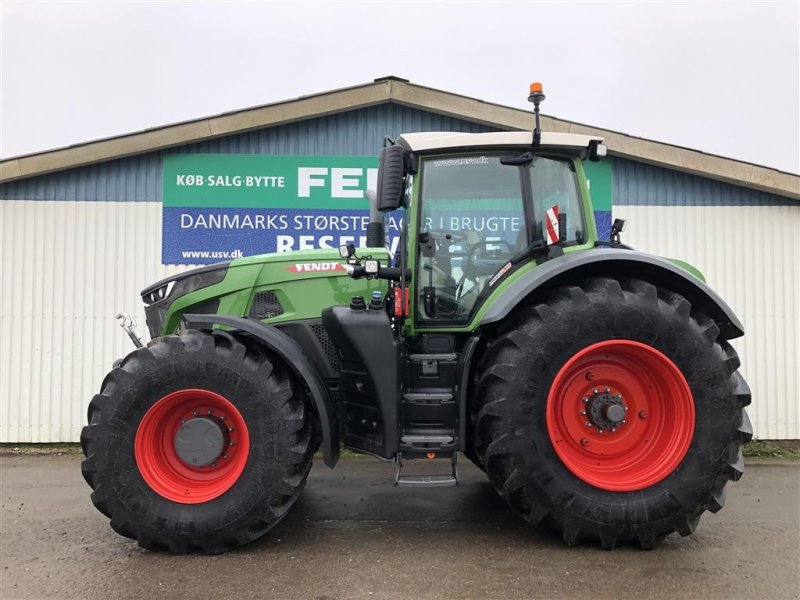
xmin=394 ymin=452 xmax=459 ymax=487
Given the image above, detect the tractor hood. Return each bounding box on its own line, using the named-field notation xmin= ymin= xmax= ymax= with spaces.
xmin=142 ymin=247 xmax=390 ymax=338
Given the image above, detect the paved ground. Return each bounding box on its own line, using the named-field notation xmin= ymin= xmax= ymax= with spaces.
xmin=1 ymin=455 xmax=798 ymax=600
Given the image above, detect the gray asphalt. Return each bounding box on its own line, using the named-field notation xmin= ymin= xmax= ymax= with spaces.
xmin=1 ymin=454 xmax=798 ymax=600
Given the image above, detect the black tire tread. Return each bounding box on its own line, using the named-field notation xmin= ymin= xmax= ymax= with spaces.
xmin=81 ymin=329 xmax=314 ymax=554
xmin=470 ymin=276 xmax=751 ymax=550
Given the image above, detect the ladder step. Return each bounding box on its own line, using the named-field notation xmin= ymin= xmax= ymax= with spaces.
xmin=408 ymin=353 xmax=457 ymax=362
xmin=403 ymin=392 xmax=453 ymax=402
xmin=396 ymin=474 xmax=457 ymax=487
xmin=401 ymin=434 xmax=453 ymax=444
xmin=394 ymin=452 xmax=459 ymax=487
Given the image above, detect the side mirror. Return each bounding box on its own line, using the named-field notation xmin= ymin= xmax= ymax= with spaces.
xmin=376 ymin=144 xmax=405 ymax=212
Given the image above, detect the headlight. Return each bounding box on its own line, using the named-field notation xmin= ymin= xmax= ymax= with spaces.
xmin=140 ymin=262 xmax=230 ymax=307
xmin=142 ymin=281 xmax=176 ymax=307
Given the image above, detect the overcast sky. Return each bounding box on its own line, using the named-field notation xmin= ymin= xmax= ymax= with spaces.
xmin=1 ymin=1 xmax=798 ymax=174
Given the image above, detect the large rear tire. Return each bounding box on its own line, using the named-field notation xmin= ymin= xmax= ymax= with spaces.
xmin=81 ymin=329 xmax=314 ymax=554
xmin=472 ymin=277 xmax=752 ymax=549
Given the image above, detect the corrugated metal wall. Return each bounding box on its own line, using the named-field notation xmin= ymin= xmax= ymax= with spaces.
xmin=0 ymin=105 xmax=797 ymax=441
xmin=0 ymin=201 xmax=184 ymax=441
xmin=613 ymin=203 xmax=799 ymax=439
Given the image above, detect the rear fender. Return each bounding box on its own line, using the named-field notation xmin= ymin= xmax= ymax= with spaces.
xmin=184 ymin=314 xmax=339 ymax=467
xmin=479 ymin=249 xmax=744 ymax=340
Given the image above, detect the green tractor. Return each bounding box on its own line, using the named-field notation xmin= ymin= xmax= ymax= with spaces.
xmin=81 ymin=84 xmax=751 ymax=553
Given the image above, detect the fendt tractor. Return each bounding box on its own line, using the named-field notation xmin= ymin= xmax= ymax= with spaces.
xmin=82 ymin=84 xmax=752 ymax=554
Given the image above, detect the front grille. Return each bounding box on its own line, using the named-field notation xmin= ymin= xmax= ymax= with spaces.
xmin=312 ymin=323 xmax=340 ymax=373
xmin=249 ymin=291 xmax=284 ymax=320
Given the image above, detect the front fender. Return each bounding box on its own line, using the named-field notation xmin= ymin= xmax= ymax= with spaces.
xmin=183 ymin=314 xmax=339 ymax=467
xmin=479 ymin=249 xmax=744 ymax=340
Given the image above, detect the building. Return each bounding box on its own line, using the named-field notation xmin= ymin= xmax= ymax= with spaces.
xmin=1 ymin=76 xmax=798 ymax=442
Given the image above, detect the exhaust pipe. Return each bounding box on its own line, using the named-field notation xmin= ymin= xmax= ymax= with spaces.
xmin=365 ymin=189 xmax=385 ymax=248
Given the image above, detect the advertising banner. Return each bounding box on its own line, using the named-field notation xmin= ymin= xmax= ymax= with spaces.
xmin=162 ymin=154 xmax=389 ymax=264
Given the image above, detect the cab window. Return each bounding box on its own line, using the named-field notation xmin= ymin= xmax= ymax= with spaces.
xmin=416 ymin=155 xmax=525 ymax=323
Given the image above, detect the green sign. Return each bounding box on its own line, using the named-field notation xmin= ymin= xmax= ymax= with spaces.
xmin=163 ymin=154 xmax=378 ymax=209
xmin=583 ymin=160 xmax=612 ymax=212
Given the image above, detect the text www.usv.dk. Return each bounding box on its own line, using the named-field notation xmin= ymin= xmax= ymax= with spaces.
xmin=180 ymin=249 xmax=244 ymax=260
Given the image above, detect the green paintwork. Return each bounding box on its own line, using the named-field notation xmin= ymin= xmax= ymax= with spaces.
xmin=666 ymin=258 xmax=706 ymax=282
xmin=160 ymin=248 xmax=389 ymax=334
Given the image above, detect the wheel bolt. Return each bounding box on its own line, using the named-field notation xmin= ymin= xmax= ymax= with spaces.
xmin=229 ymin=441 xmax=235 ymax=446
xmin=582 ymin=397 xmax=589 ymax=404
xmin=211 ymin=462 xmax=217 ymax=468
xmin=624 ymin=406 xmax=628 ymax=411
xmin=193 ymin=410 xmax=199 ymax=417
xmin=223 ymin=454 xmax=229 ymax=459
xmin=638 ymin=410 xmax=648 ymax=419
xmin=208 ymin=409 xmax=213 ymax=415
xmin=605 ymin=387 xmax=610 ymax=392
xmin=585 ymin=421 xmax=593 ymax=427
xmin=580 ymin=410 xmax=586 ymax=416
xmin=593 ymin=388 xmax=598 ymax=394
xmin=611 ymin=428 xmax=616 ymax=432
xmin=580 ymin=438 xmax=589 ymax=446
xmin=598 ymin=429 xmax=604 ymax=434
xmin=228 ymin=427 xmax=234 ymax=432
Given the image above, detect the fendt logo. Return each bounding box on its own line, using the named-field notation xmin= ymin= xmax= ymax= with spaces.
xmin=286 ymin=262 xmax=346 ymax=273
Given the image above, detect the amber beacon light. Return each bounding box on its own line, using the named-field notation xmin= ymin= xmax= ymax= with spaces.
xmin=528 ymin=81 xmax=546 ymax=146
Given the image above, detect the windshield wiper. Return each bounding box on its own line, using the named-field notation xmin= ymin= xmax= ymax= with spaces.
xmin=500 ymin=152 xmax=536 ymax=166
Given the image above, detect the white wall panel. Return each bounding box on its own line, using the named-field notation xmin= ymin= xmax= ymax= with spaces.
xmin=0 ymin=200 xmax=797 ymax=441
xmin=614 ymin=204 xmax=799 ymax=439
xmin=0 ymin=200 xmax=196 ymax=442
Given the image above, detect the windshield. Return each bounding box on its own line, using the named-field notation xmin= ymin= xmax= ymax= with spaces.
xmin=416 ymin=153 xmax=583 ymax=324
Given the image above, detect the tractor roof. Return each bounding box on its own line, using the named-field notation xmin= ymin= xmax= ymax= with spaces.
xmin=398 ymin=131 xmax=604 ymax=153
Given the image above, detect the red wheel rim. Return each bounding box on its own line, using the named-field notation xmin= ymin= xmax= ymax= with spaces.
xmin=546 ymin=340 xmax=694 ymax=492
xmin=134 ymin=389 xmax=250 ymax=504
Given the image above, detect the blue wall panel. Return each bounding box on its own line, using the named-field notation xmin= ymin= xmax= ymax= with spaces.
xmin=612 ymin=156 xmax=792 ymax=206
xmin=0 ymin=105 xmax=495 ymax=202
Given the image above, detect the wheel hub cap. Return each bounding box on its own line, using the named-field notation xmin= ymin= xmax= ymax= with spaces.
xmin=546 ymin=340 xmax=695 ymax=492
xmin=174 ymin=417 xmax=227 ymax=467
xmin=134 ymin=389 xmax=250 ymax=504
xmin=587 ymin=391 xmax=626 ymax=431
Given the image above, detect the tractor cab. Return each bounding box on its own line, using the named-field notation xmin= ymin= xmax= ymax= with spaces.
xmin=322 ymin=122 xmax=609 ymax=483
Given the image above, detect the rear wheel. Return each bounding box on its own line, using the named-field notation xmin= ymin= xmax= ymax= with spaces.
xmin=472 ymin=277 xmax=752 ymax=549
xmin=81 ymin=329 xmax=314 ymax=554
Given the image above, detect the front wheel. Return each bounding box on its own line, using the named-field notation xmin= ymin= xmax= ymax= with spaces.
xmin=81 ymin=329 xmax=314 ymax=554
xmin=472 ymin=277 xmax=752 ymax=549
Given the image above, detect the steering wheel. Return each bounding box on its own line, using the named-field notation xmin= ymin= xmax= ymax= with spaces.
xmin=456 ymin=240 xmax=515 ymax=298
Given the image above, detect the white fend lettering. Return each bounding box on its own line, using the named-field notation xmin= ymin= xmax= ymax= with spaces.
xmin=331 ymin=168 xmax=363 ymax=198
xmin=297 ymin=167 xmax=328 ymax=197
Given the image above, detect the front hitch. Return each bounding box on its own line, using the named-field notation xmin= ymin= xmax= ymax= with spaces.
xmin=116 ymin=312 xmax=144 ymax=349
